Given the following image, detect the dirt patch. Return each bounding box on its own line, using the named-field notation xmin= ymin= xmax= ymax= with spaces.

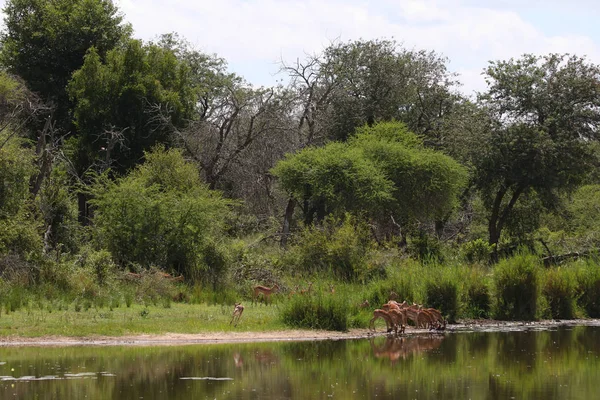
xmin=1 ymin=319 xmax=598 ymax=347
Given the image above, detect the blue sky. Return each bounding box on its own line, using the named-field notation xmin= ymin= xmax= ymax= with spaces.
xmin=2 ymin=0 xmax=599 ymax=95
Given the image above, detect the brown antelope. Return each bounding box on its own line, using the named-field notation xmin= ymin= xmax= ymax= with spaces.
xmin=369 ymin=309 xmax=396 ymax=334
xmin=359 ymin=300 xmax=370 ymax=309
xmin=417 ymin=308 xmax=435 ymax=329
xmin=420 ymin=307 xmax=445 ymax=329
xmin=389 ymin=291 xmax=399 ymax=301
xmin=252 ymin=283 xmax=280 ymax=305
xmin=382 ymin=301 xmax=401 ymax=311
xmin=230 ymin=303 xmax=244 ymax=326
xmin=402 ymin=305 xmax=421 ymax=328
xmin=387 ymin=308 xmax=407 ymax=334
xmin=329 ymin=284 xmax=335 ymax=294
xmin=300 ymin=282 xmax=313 ymax=295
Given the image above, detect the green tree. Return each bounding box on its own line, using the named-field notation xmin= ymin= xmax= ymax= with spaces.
xmin=0 ymin=130 xmax=43 ymax=259
xmin=296 ymin=39 xmax=461 ymax=144
xmin=273 ymin=141 xmax=394 ymax=224
xmin=350 ymin=122 xmax=466 ymax=225
xmin=474 ymin=54 xmax=600 ymax=252
xmin=90 ymin=147 xmax=232 ymax=281
xmin=68 ymin=39 xmax=196 ymax=175
xmin=0 ymin=0 xmax=130 ymax=125
xmin=272 ymin=122 xmax=467 ymax=236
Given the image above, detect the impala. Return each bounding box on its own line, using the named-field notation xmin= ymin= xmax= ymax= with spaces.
xmin=369 ymin=309 xmax=396 ymax=334
xmin=252 ymin=283 xmax=280 ymax=305
xmin=230 ymin=303 xmax=244 ymax=326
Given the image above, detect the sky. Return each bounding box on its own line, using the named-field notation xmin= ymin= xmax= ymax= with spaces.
xmin=3 ymin=0 xmax=600 ymax=96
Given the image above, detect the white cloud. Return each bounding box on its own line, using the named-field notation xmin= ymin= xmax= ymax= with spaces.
xmin=1 ymin=0 xmax=598 ymax=95
xmin=113 ymin=0 xmax=600 ymax=95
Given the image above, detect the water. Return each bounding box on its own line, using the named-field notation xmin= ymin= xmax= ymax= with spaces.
xmin=1 ymin=325 xmax=599 ymax=399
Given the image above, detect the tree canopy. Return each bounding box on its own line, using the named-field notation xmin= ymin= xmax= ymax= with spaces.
xmin=272 ymin=121 xmax=467 ymax=229
xmin=0 ymin=0 xmax=130 ymax=125
xmin=473 ymin=54 xmax=600 ymax=249
xmin=67 ymin=38 xmax=197 ymax=175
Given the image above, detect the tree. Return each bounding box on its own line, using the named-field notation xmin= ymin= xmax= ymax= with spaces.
xmin=312 ymin=39 xmax=461 ymax=144
xmin=149 ymin=36 xmax=296 ymax=217
xmin=351 ymin=122 xmax=467 ymax=228
xmin=272 ymin=122 xmax=467 ymax=241
xmin=0 ymin=0 xmax=130 ymax=127
xmin=90 ymin=147 xmax=231 ymax=281
xmin=474 ymin=54 xmax=600 ymax=253
xmin=68 ymin=38 xmax=197 ymax=175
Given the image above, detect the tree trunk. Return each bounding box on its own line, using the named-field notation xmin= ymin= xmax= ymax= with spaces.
xmin=280 ymin=198 xmax=296 ymax=248
xmin=78 ymin=192 xmax=90 ymax=226
xmin=488 ymin=183 xmax=526 ymax=261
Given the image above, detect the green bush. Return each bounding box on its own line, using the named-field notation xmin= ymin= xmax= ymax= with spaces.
xmin=37 ymin=167 xmax=81 ymax=254
xmin=461 ymin=239 xmax=494 ymax=264
xmin=291 ymin=215 xmax=374 ymax=281
xmin=90 ymin=147 xmax=232 ymax=279
xmin=408 ymin=232 xmax=444 ymax=262
xmin=575 ymin=260 xmax=600 ymax=317
xmin=0 ymin=212 xmax=43 ymax=261
xmin=493 ymin=253 xmax=540 ymax=320
xmin=281 ymin=293 xmax=348 ymax=331
xmin=542 ymin=267 xmax=577 ymax=319
xmin=424 ymin=269 xmax=459 ymax=323
xmin=462 ymin=268 xmax=491 ymax=319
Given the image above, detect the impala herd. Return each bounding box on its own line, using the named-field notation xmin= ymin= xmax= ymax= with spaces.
xmin=369 ymin=300 xmax=446 ymax=334
xmin=231 ymin=284 xmax=447 ymax=334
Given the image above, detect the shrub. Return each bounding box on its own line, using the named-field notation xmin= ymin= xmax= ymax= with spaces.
xmin=86 ymin=249 xmax=117 ymax=285
xmin=291 ymin=215 xmax=374 ymax=281
xmin=542 ymin=267 xmax=577 ymax=319
xmin=461 ymin=239 xmax=494 ymax=264
xmin=408 ymin=232 xmax=444 ymax=262
xmin=90 ymin=147 xmax=232 ymax=279
xmin=281 ymin=293 xmax=348 ymax=331
xmin=423 ymin=269 xmax=459 ymax=323
xmin=575 ymin=260 xmax=600 ymax=317
xmin=0 ymin=212 xmax=43 ymax=262
xmin=0 ymin=254 xmax=37 ymax=286
xmin=462 ymin=268 xmax=491 ymax=319
xmin=493 ymin=253 xmax=540 ymax=320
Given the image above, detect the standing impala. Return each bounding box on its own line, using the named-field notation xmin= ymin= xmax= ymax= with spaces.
xmin=252 ymin=283 xmax=280 ymax=305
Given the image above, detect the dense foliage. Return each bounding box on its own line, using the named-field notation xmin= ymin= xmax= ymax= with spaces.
xmin=90 ymin=147 xmax=231 ymax=282
xmin=1 ymin=0 xmax=600 ymax=325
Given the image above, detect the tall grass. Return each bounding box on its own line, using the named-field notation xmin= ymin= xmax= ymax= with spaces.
xmin=493 ymin=253 xmax=540 ymax=321
xmin=575 ymin=259 xmax=600 ymax=317
xmin=423 ymin=265 xmax=460 ymax=323
xmin=366 ymin=259 xmax=420 ymax=306
xmin=281 ymin=292 xmax=348 ymax=331
xmin=461 ymin=267 xmax=491 ymax=319
xmin=542 ymin=267 xmax=577 ymax=319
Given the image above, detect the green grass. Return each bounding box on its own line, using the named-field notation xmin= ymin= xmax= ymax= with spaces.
xmin=0 ymin=302 xmax=286 ymax=337
xmin=2 ymin=253 xmax=600 ymax=338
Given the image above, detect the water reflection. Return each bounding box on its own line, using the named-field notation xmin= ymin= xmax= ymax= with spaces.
xmin=369 ymin=335 xmax=444 ymax=364
xmin=0 ymin=326 xmax=598 ymax=399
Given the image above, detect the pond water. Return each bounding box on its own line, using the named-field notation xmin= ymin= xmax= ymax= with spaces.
xmin=1 ymin=325 xmax=599 ymax=399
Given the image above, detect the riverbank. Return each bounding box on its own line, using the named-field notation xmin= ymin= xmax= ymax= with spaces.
xmin=1 ymin=319 xmax=599 ymax=347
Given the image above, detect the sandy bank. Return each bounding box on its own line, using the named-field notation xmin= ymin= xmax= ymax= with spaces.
xmin=0 ymin=319 xmax=598 ymax=347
